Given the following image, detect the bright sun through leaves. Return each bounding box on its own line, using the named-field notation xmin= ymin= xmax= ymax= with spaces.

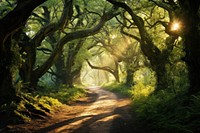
xmin=171 ymin=21 xmax=181 ymax=31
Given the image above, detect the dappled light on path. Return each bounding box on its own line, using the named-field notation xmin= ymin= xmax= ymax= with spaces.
xmin=37 ymin=87 xmax=121 ymax=133
xmin=80 ymin=87 xmax=117 ymax=115
xmin=76 ymin=87 xmax=118 ymax=133
xmin=8 ymin=87 xmax=133 ymax=133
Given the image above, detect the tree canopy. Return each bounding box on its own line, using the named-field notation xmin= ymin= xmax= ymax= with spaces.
xmin=0 ymin=0 xmax=200 ymax=132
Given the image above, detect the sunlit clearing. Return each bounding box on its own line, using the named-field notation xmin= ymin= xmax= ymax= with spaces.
xmin=171 ymin=21 xmax=181 ymax=31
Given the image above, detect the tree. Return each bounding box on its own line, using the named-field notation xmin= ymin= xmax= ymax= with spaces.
xmin=0 ymin=0 xmax=120 ymax=105
xmin=0 ymin=0 xmax=47 ymax=105
xmin=87 ymin=59 xmax=120 ymax=83
xmin=20 ymin=0 xmax=73 ymax=89
xmin=148 ymin=0 xmax=200 ymax=94
xmin=177 ymin=0 xmax=200 ymax=94
xmin=19 ymin=0 xmax=119 ymax=89
xmin=106 ymin=0 xmax=178 ymax=90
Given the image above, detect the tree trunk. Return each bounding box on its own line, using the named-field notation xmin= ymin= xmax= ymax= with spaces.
xmin=155 ymin=63 xmax=167 ymax=90
xmin=106 ymin=0 xmax=178 ymax=91
xmin=179 ymin=0 xmax=200 ymax=94
xmin=0 ymin=36 xmax=16 ymax=105
xmin=73 ymin=72 xmax=82 ymax=85
xmin=185 ymin=31 xmax=200 ymax=94
xmin=65 ymin=73 xmax=74 ymax=87
xmin=125 ymin=68 xmax=134 ymax=87
xmin=114 ymin=71 xmax=120 ymax=83
xmin=64 ymin=40 xmax=84 ymax=87
xmin=183 ymin=15 xmax=200 ymax=94
xmin=19 ymin=43 xmax=36 ymax=90
xmin=0 ymin=0 xmax=47 ymax=104
xmin=113 ymin=63 xmax=120 ymax=83
xmin=31 ymin=47 xmax=62 ymax=88
xmin=54 ymin=55 xmax=66 ymax=85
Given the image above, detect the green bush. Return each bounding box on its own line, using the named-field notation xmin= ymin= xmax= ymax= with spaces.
xmin=49 ymin=87 xmax=86 ymax=104
xmin=0 ymin=92 xmax=62 ymax=123
xmin=102 ymin=82 xmax=200 ymax=132
xmin=37 ymin=84 xmax=86 ymax=104
xmin=131 ymin=90 xmax=200 ymax=133
xmin=0 ymin=85 xmax=86 ymax=124
xmin=103 ymin=83 xmax=132 ymax=97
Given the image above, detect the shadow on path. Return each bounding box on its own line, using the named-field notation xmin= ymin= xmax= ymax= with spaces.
xmin=110 ymin=104 xmax=147 ymax=133
xmin=35 ymin=112 xmax=115 ymax=133
xmin=35 ymin=115 xmax=93 ymax=133
xmin=3 ymin=88 xmax=147 ymax=133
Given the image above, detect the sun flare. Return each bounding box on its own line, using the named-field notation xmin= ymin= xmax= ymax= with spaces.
xmin=171 ymin=21 xmax=181 ymax=31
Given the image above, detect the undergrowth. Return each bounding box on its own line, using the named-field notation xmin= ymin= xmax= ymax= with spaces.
xmin=104 ymin=83 xmax=200 ymax=133
xmin=0 ymin=92 xmax=62 ymax=125
xmin=37 ymin=84 xmax=86 ymax=104
xmin=103 ymin=83 xmax=132 ymax=97
xmin=0 ymin=84 xmax=86 ymax=126
xmin=132 ymin=91 xmax=200 ymax=133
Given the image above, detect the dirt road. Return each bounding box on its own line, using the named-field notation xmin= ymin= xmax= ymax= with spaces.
xmin=6 ymin=87 xmax=145 ymax=133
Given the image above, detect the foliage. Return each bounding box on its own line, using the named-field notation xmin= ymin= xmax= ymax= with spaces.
xmin=129 ymin=60 xmax=192 ymax=132
xmin=41 ymin=0 xmax=59 ymax=8
xmin=0 ymin=84 xmax=86 ymax=124
xmin=48 ymin=86 xmax=86 ymax=104
xmin=131 ymin=89 xmax=200 ymax=133
xmin=73 ymin=41 xmax=92 ymax=70
xmin=0 ymin=92 xmax=62 ymax=124
xmin=37 ymin=84 xmax=86 ymax=104
xmin=0 ymin=0 xmax=200 ymax=132
xmin=103 ymin=83 xmax=132 ymax=97
xmin=38 ymin=72 xmax=56 ymax=87
xmin=133 ymin=67 xmax=156 ymax=86
xmin=104 ymin=67 xmax=197 ymax=132
xmin=74 ymin=0 xmax=113 ymax=15
xmin=0 ymin=0 xmax=16 ymax=18
xmin=131 ymin=82 xmax=155 ymax=98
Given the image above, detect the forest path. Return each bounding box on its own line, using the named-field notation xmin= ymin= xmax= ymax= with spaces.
xmin=7 ymin=87 xmax=144 ymax=133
